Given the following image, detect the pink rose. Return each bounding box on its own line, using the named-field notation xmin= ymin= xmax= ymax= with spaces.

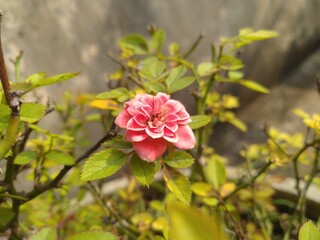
xmin=115 ymin=93 xmax=195 ymax=161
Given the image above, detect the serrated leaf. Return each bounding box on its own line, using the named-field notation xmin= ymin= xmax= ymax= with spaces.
xmin=30 ymin=72 xmax=79 ymax=87
xmin=238 ymin=79 xmax=269 ymax=93
xmin=81 ymin=149 xmax=127 ymax=181
xmin=0 ymin=207 xmax=14 ymax=225
xmin=96 ymin=87 xmax=128 ymax=100
xmin=151 ymin=29 xmax=166 ymax=53
xmin=118 ymin=34 xmax=149 ymax=55
xmin=20 ymin=103 xmax=46 ymax=123
xmin=299 ymin=221 xmax=320 ymax=240
xmin=218 ymin=55 xmax=244 ymax=70
xmin=14 ymin=151 xmax=38 ymax=165
xmin=197 ymin=62 xmax=217 ymax=77
xmin=205 ymin=158 xmax=226 ymax=189
xmin=164 ymin=151 xmax=194 ymax=168
xmin=167 ymin=202 xmax=224 ymax=240
xmin=45 ymin=150 xmax=74 ymax=166
xmin=143 ymin=81 xmax=166 ymax=93
xmin=167 ymin=76 xmax=195 ymax=94
xmin=165 ymin=65 xmax=187 ymax=87
xmin=191 ymin=182 xmax=214 ymax=197
xmin=139 ymin=58 xmax=166 ymax=81
xmin=67 ymin=231 xmax=117 ymax=240
xmin=163 ymin=167 xmax=191 ymax=205
xmin=30 ymin=227 xmax=57 ymax=240
xmin=103 ymin=135 xmax=133 ymax=149
xmin=189 ymin=115 xmax=212 ymax=129
xmin=130 ymin=154 xmax=155 ymax=186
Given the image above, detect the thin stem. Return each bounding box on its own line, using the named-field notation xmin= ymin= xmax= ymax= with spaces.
xmin=223 ymin=161 xmax=273 ymax=201
xmin=87 ymin=182 xmax=138 ymax=238
xmin=284 ymin=138 xmax=320 ymax=240
xmin=182 ymin=34 xmax=204 ymax=59
xmin=23 ymin=123 xmax=117 ymax=202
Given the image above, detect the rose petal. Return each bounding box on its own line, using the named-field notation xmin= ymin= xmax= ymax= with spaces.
xmin=126 ymin=130 xmax=149 ymax=142
xmin=146 ymin=126 xmax=164 ymax=138
xmin=133 ymin=137 xmax=167 ymax=161
xmin=163 ymin=128 xmax=178 ymax=143
xmin=164 ymin=122 xmax=178 ymax=133
xmin=127 ymin=118 xmax=145 ymax=131
xmin=115 ymin=109 xmax=132 ymax=128
xmin=164 ymin=100 xmax=182 ymax=113
xmin=173 ymin=125 xmax=196 ymax=149
xmin=134 ymin=114 xmax=149 ymax=127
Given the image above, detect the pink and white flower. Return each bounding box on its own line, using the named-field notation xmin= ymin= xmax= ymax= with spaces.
xmin=115 ymin=93 xmax=195 ymax=161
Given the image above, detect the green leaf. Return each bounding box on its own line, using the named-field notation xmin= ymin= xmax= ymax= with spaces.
xmin=29 ymin=72 xmax=79 ymax=87
xmin=167 ymin=202 xmax=224 ymax=240
xmin=10 ymin=82 xmax=33 ymax=93
xmin=205 ymin=157 xmax=226 ymax=188
xmin=151 ymin=29 xmax=166 ymax=53
xmin=118 ymin=34 xmax=149 ymax=54
xmin=20 ymin=103 xmax=46 ymax=123
xmin=163 ymin=167 xmax=191 ymax=205
xmin=164 ymin=151 xmax=194 ymax=168
xmin=169 ymin=42 xmax=181 ymax=56
xmin=30 ymin=227 xmax=57 ymax=240
xmin=0 ymin=207 xmax=14 ymax=225
xmin=96 ymin=87 xmax=128 ymax=100
xmin=189 ymin=115 xmax=212 ymax=129
xmin=130 ymin=154 xmax=156 ymax=186
xmin=191 ymin=182 xmax=214 ymax=197
xmin=143 ymin=81 xmax=166 ymax=93
xmin=24 ymin=72 xmax=46 ymax=84
xmin=239 ymin=28 xmax=278 ymax=41
xmin=167 ymin=76 xmax=195 ymax=94
xmin=165 ymin=65 xmax=187 ymax=87
xmin=67 ymin=231 xmax=118 ymax=240
xmin=197 ymin=62 xmax=217 ymax=77
xmin=45 ymin=150 xmax=74 ymax=166
xmin=218 ymin=55 xmax=244 ymax=70
xmin=103 ymin=135 xmax=132 ymax=149
xmin=81 ymin=149 xmax=127 ymax=181
xmin=299 ymin=221 xmax=320 ymax=240
xmin=238 ymin=79 xmax=269 ymax=93
xmin=139 ymin=58 xmax=166 ymax=81
xmin=14 ymin=151 xmax=38 ymax=165
xmin=0 ymin=104 xmax=10 ymax=131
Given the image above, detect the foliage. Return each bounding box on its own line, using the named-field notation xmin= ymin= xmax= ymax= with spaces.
xmin=1 ymin=22 xmax=320 ymax=240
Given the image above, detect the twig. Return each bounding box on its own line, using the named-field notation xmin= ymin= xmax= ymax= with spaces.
xmin=23 ymin=123 xmax=117 ymax=202
xmin=223 ymin=160 xmax=273 ymax=201
xmin=182 ymin=34 xmax=204 ymax=59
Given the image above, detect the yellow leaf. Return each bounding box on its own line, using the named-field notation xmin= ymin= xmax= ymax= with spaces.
xmin=89 ymin=99 xmax=119 ymax=110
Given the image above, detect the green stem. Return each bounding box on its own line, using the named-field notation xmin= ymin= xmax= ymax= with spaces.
xmin=223 ymin=161 xmax=273 ymax=201
xmin=182 ymin=34 xmax=204 ymax=59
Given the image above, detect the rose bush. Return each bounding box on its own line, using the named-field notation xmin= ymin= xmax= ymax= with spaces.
xmin=115 ymin=92 xmax=195 ymax=161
